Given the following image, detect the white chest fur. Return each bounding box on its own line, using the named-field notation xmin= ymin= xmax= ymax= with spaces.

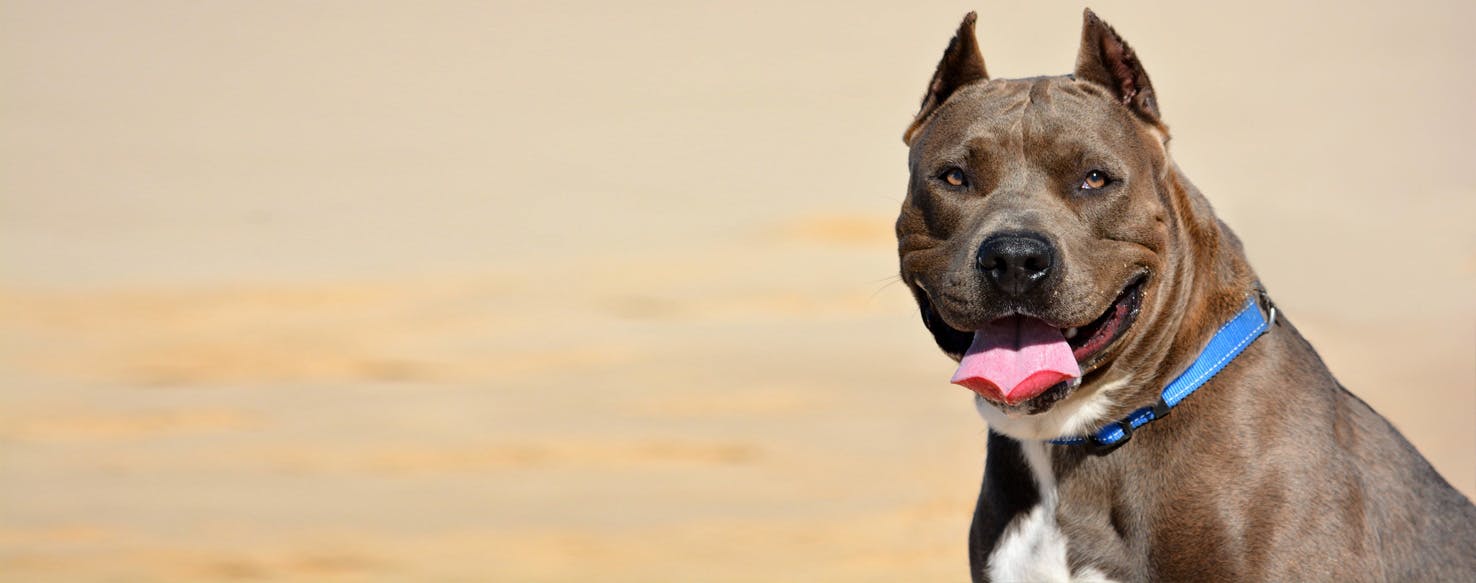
xmin=985 ymin=440 xmax=1115 ymax=583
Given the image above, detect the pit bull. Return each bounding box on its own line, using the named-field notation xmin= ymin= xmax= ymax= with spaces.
xmin=896 ymin=9 xmax=1476 ymax=581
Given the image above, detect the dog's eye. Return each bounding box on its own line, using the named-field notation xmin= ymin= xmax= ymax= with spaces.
xmin=940 ymin=167 xmax=968 ymax=188
xmin=1081 ymin=170 xmax=1111 ymax=190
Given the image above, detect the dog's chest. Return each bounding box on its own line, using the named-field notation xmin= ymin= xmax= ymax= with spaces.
xmin=986 ymin=441 xmax=1116 ymax=583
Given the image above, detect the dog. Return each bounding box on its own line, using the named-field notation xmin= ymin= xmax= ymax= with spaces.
xmin=896 ymin=9 xmax=1476 ymax=581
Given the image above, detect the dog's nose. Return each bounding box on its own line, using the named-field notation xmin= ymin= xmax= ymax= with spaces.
xmin=977 ymin=234 xmax=1055 ymax=296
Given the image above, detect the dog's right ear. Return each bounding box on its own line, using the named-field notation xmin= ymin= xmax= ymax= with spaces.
xmin=904 ymin=12 xmax=988 ymax=145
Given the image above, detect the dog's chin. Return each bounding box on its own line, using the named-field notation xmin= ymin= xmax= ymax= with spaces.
xmin=957 ymin=275 xmax=1147 ymax=417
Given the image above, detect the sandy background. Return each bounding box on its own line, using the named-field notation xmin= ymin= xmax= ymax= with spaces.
xmin=1 ymin=1 xmax=1473 ymax=581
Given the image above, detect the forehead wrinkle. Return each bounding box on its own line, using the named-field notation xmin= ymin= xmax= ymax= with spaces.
xmin=1023 ymin=79 xmax=1107 ymax=157
xmin=950 ymin=89 xmax=1027 ymax=157
xmin=1023 ymin=79 xmax=1067 ymax=142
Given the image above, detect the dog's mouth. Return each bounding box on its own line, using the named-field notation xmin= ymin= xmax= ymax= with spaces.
xmin=952 ymin=276 xmax=1146 ymax=411
xmin=1064 ymin=275 xmax=1146 ymax=368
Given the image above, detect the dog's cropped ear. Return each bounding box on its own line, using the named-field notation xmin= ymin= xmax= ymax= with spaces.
xmin=1075 ymin=8 xmax=1161 ymax=125
xmin=904 ymin=12 xmax=988 ymax=145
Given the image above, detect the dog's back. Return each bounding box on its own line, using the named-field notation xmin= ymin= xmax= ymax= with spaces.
xmin=1337 ymin=385 xmax=1476 ymax=578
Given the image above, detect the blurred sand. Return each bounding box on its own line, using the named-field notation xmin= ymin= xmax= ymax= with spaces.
xmin=2 ymin=1 xmax=1473 ymax=581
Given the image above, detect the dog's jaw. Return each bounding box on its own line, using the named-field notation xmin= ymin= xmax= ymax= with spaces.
xmin=975 ymin=373 xmax=1135 ymax=440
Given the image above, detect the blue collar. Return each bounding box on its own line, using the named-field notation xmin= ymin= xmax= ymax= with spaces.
xmin=1049 ymin=289 xmax=1276 ymax=454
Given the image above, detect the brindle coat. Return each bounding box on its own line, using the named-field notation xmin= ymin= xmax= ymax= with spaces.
xmin=897 ymin=10 xmax=1476 ymax=581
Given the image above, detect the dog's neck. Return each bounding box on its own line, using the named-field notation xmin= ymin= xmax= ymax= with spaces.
xmin=1125 ymin=160 xmax=1259 ymax=411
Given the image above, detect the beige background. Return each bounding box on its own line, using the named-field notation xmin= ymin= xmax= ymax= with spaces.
xmin=2 ymin=1 xmax=1473 ymax=581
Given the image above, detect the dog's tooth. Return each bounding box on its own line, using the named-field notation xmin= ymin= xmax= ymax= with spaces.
xmin=1065 ymin=327 xmax=1079 ymax=340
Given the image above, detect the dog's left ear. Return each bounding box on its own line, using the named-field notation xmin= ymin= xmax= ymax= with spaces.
xmin=904 ymin=12 xmax=989 ymax=145
xmin=1075 ymin=9 xmax=1161 ymax=124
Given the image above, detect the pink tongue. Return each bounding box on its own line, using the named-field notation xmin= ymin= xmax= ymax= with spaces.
xmin=951 ymin=316 xmax=1082 ymax=404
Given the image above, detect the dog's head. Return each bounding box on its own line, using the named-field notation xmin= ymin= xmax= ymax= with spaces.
xmin=898 ymin=10 xmax=1192 ymax=437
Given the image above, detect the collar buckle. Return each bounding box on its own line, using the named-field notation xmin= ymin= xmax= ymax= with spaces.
xmin=1150 ymin=396 xmax=1172 ymax=420
xmin=1256 ymin=285 xmax=1278 ymax=326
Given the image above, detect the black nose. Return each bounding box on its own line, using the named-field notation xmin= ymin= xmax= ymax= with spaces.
xmin=976 ymin=234 xmax=1055 ymax=296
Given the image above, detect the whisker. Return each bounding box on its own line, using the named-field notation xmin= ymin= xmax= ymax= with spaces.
xmin=868 ymin=275 xmax=905 ymax=301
